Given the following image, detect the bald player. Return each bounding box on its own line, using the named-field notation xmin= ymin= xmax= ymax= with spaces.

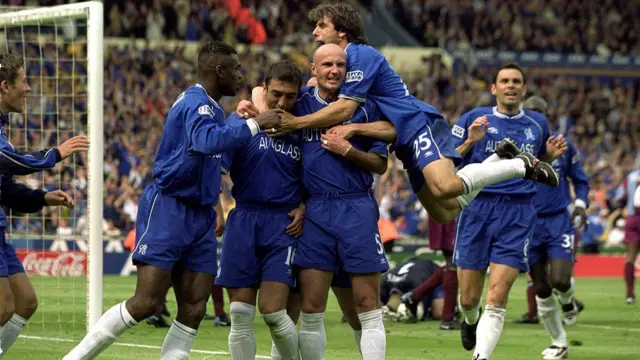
xmin=62 ymin=41 xmax=283 ymax=360
xmin=292 ymin=43 xmax=390 ymax=360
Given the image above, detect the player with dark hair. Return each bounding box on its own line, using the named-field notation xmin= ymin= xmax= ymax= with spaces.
xmin=62 ymin=41 xmax=283 ymax=360
xmin=238 ymin=3 xmax=560 ymax=230
xmin=451 ymin=65 xmax=567 ymax=360
xmin=215 ymin=60 xmax=305 ymax=360
xmin=0 ymin=53 xmax=87 ymax=357
xmin=514 ymin=96 xmax=589 ymax=359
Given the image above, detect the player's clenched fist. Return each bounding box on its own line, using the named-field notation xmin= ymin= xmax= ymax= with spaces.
xmin=44 ymin=190 xmax=75 ymax=208
xmin=253 ymin=108 xmax=284 ymax=131
xmin=268 ymin=112 xmax=297 ymax=137
xmin=467 ymin=116 xmax=489 ymax=143
xmin=57 ymin=136 xmax=89 ymax=159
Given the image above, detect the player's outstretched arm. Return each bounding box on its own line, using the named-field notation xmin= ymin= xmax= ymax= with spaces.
xmin=0 ymin=135 xmax=88 ymax=176
xmin=320 ymin=133 xmax=387 ymax=174
xmin=187 ymin=108 xmax=283 ymax=155
xmin=0 ymin=175 xmax=73 ymax=213
xmin=328 ymin=121 xmax=397 ymax=143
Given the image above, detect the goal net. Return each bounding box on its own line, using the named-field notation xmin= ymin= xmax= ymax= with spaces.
xmin=0 ymin=0 xmax=103 ymax=343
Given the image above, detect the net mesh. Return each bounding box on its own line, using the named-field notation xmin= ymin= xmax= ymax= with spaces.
xmin=0 ymin=5 xmax=90 ymax=340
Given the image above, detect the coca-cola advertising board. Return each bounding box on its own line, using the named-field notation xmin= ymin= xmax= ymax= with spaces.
xmin=17 ymin=251 xmax=87 ymax=276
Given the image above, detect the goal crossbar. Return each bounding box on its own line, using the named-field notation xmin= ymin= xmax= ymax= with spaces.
xmin=0 ymin=1 xmax=104 ymax=332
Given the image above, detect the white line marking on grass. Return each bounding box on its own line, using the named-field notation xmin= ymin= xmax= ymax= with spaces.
xmin=576 ymin=324 xmax=640 ymax=333
xmin=20 ymin=335 xmax=271 ymax=359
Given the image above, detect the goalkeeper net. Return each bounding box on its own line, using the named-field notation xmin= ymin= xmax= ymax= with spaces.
xmin=0 ymin=1 xmax=103 ymax=342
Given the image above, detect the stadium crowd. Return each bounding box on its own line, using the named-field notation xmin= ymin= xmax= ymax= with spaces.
xmin=4 ymin=0 xmax=638 ymax=254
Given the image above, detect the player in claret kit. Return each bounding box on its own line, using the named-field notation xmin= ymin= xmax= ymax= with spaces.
xmin=0 ymin=53 xmax=88 ymax=357
xmin=62 ymin=41 xmax=283 ymax=360
xmin=215 ymin=60 xmax=305 ymax=360
xmin=452 ymin=65 xmax=568 ymax=360
xmin=248 ymin=2 xmax=560 ymax=228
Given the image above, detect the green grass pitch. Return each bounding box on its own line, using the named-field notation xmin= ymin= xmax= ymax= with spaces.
xmin=8 ymin=276 xmax=640 ymax=359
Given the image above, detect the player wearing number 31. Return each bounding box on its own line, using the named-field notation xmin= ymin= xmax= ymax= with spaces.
xmin=0 ymin=53 xmax=85 ymax=357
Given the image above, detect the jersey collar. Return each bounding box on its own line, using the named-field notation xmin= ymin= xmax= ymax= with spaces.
xmin=313 ymin=87 xmax=329 ymax=105
xmin=195 ymin=83 xmax=223 ymax=111
xmin=492 ymin=106 xmax=524 ymax=119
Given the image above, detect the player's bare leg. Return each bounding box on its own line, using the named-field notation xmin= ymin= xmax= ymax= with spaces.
xmin=0 ymin=273 xmax=38 ymax=356
xmin=160 ymin=268 xmax=212 ymax=359
xmin=624 ymin=241 xmax=639 ymax=304
xmin=62 ymin=264 xmax=172 ymax=359
xmin=299 ymin=268 xmax=333 ymax=360
xmin=0 ymin=276 xmax=15 ymax=326
xmin=272 ymin=292 xmax=302 ymax=360
xmin=514 ymin=272 xmax=539 ymax=324
xmin=351 ymin=272 xmax=385 ymax=360
xmin=259 ymin=282 xmax=298 ymax=360
xmin=332 ymin=287 xmax=363 ymax=353
xmin=227 ymin=287 xmax=258 ymax=360
xmin=457 ymin=268 xmax=485 ymax=351
xmin=548 ymin=258 xmax=580 ymax=327
xmin=530 ymin=261 xmax=569 ymax=359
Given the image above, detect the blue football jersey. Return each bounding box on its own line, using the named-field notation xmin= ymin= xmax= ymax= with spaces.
xmin=221 ymin=114 xmax=303 ymax=208
xmin=452 ymin=107 xmax=551 ymax=196
xmin=534 ymin=137 xmax=589 ymax=214
xmin=340 ymin=43 xmax=446 ymax=149
xmin=153 ymin=84 xmax=253 ymax=206
xmin=293 ymin=86 xmax=388 ymax=195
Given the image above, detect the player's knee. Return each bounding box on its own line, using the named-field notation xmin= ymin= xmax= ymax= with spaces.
xmin=181 ymin=300 xmax=207 ymax=323
xmin=258 ymin=301 xmax=285 ymax=316
xmin=486 ymin=284 xmax=509 ymax=306
xmin=301 ymin=300 xmax=326 ymax=314
xmin=19 ymin=293 xmax=38 ymax=319
xmin=550 ymin=276 xmax=571 ymax=293
xmin=534 ymin=282 xmax=553 ymax=299
xmin=0 ymin=305 xmax=15 ymax=326
xmin=458 ymin=293 xmax=481 ymax=310
xmin=352 ymin=293 xmax=378 ymax=313
xmin=128 ymin=295 xmax=164 ymax=319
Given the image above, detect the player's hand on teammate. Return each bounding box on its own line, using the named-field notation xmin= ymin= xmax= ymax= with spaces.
xmin=572 ymin=206 xmax=588 ymax=231
xmin=468 ymin=116 xmax=489 ymax=143
xmin=320 ymin=133 xmax=352 ymax=156
xmin=546 ymin=134 xmax=567 ymax=159
xmin=57 ymin=136 xmax=89 ymax=159
xmin=326 ymin=124 xmax=356 ymax=140
xmin=287 ymin=204 xmax=305 ymax=237
xmin=254 ymin=109 xmax=285 ymax=132
xmin=236 ymin=100 xmax=261 ymax=118
xmin=44 ymin=190 xmax=75 ymax=208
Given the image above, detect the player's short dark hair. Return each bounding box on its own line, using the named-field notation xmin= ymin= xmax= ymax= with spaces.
xmin=0 ymin=53 xmax=24 ymax=85
xmin=309 ymin=2 xmax=367 ymax=45
xmin=197 ymin=41 xmax=237 ymax=73
xmin=492 ymin=63 xmax=526 ymax=85
xmin=264 ymin=60 xmax=302 ymax=89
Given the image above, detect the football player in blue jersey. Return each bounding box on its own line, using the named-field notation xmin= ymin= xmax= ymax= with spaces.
xmin=0 ymin=53 xmax=87 ymax=357
xmin=62 ymin=41 xmax=284 ymax=360
xmin=215 ymin=60 xmax=305 ymax=360
xmin=450 ymin=65 xmax=567 ymax=360
xmin=241 ymin=2 xmax=560 ymax=230
xmin=520 ymin=96 xmax=589 ymax=360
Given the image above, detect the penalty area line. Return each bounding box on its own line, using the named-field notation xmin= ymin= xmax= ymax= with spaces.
xmin=20 ymin=335 xmax=271 ymax=359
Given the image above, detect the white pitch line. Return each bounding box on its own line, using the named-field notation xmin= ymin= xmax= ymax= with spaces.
xmin=20 ymin=335 xmax=271 ymax=359
xmin=576 ymin=324 xmax=640 ymax=333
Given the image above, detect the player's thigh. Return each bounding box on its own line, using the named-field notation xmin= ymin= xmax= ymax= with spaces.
xmin=528 ymin=259 xmax=552 ymax=297
xmin=133 ymin=264 xmax=173 ymax=305
xmin=0 ymin=277 xmax=15 ymax=324
xmin=548 ymin=258 xmax=574 ymax=292
xmin=457 ymin=268 xmax=485 ymax=309
xmin=132 ymin=188 xmax=187 ymax=272
xmin=331 ymin=286 xmax=361 ymax=331
xmin=491 ymin=201 xmax=536 ymax=272
xmin=337 ymin=196 xmax=388 ymax=275
xmin=485 ymin=263 xmax=520 ymax=306
xmin=298 ymin=268 xmax=333 ymax=314
xmin=350 ymin=271 xmax=381 ymax=313
xmin=215 ymin=208 xmax=261 ymax=288
xmin=258 ymin=281 xmax=290 ymax=314
xmin=452 ymin=198 xmax=495 ymax=271
xmin=527 ymin=216 xmax=549 ymax=269
xmin=172 ymin=267 xmax=214 ymax=310
xmin=294 ymin=199 xmax=339 ymax=272
xmin=259 ymin=211 xmax=297 ymax=288
xmin=8 ymin=272 xmax=37 ymax=318
xmin=227 ymin=287 xmax=258 ymax=306
xmin=416 ymin=184 xmax=459 ymax=224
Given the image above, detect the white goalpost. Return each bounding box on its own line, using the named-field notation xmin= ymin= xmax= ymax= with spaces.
xmin=0 ymin=1 xmax=103 ymax=333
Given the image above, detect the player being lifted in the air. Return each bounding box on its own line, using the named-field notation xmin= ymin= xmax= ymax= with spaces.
xmin=240 ymin=2 xmax=560 ymax=226
xmin=518 ymin=96 xmax=589 ymax=359
xmin=0 ymin=53 xmax=88 ymax=357
xmin=215 ymin=60 xmax=306 ymax=360
xmin=62 ymin=41 xmax=283 ymax=360
xmin=452 ymin=64 xmax=567 ymax=360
